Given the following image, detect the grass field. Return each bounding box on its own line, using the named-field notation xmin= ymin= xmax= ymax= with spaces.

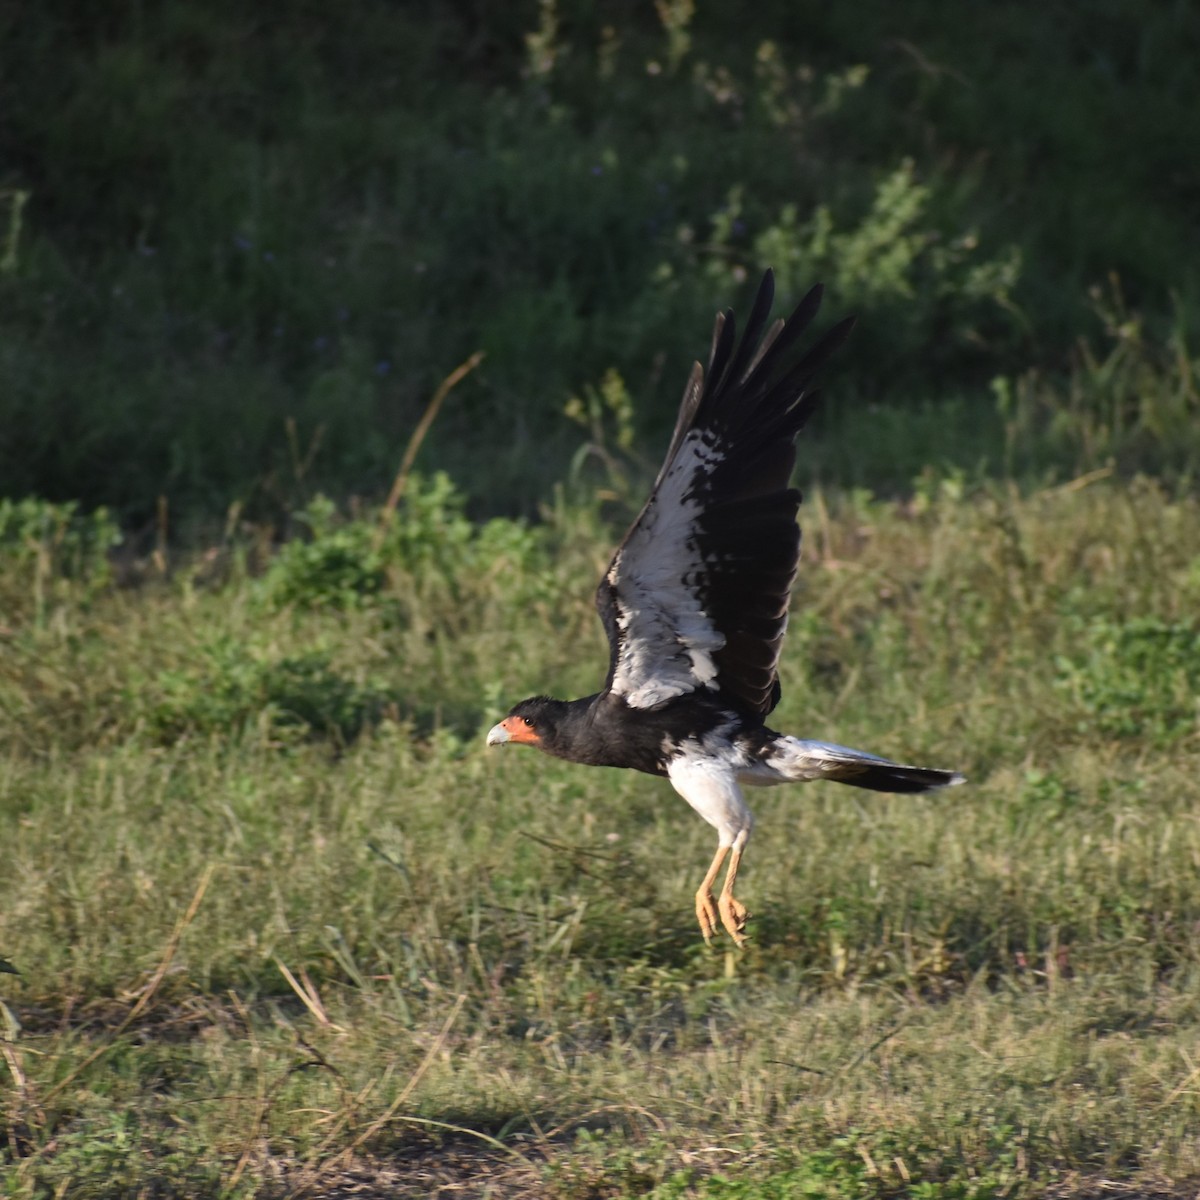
xmin=4 ymin=3 xmax=1200 ymax=1195
xmin=4 ymin=475 xmax=1200 ymax=1197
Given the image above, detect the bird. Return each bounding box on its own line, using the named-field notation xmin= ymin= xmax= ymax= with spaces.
xmin=487 ymin=270 xmax=964 ymax=947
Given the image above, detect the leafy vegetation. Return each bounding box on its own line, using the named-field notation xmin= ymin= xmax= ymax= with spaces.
xmin=1058 ymin=616 xmax=1200 ymax=746
xmin=2 ymin=1 xmax=1198 ymax=520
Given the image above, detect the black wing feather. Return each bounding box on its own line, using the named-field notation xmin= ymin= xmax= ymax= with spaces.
xmin=596 ymin=270 xmax=854 ymax=719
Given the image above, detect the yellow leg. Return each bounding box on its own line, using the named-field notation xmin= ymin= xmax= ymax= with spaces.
xmin=694 ymin=844 xmax=729 ymax=945
xmin=717 ymin=846 xmax=749 ymax=947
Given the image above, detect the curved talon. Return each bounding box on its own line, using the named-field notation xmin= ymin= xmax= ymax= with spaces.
xmin=693 ymin=842 xmax=751 ymax=946
xmin=694 ymin=845 xmax=730 ymax=945
xmin=718 ymin=892 xmax=749 ymax=946
xmin=696 ymin=888 xmax=720 ymax=944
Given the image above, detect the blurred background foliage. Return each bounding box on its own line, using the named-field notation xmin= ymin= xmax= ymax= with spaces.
xmin=1 ymin=0 xmax=1198 ymax=528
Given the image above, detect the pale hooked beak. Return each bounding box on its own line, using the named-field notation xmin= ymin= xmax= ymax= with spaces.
xmin=486 ymin=722 xmax=510 ymax=747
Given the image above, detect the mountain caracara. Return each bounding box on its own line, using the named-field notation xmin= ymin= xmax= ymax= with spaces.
xmin=488 ymin=270 xmax=964 ymax=946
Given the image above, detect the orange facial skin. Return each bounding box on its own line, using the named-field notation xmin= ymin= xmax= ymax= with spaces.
xmin=492 ymin=715 xmax=542 ymax=746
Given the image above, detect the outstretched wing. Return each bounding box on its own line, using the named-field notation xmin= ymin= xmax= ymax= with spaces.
xmin=595 ymin=270 xmax=854 ymax=719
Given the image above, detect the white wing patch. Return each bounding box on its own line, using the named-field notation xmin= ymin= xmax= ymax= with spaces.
xmin=607 ymin=430 xmax=726 ymax=710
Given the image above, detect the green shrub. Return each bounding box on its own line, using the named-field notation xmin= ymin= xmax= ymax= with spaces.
xmin=1057 ymin=616 xmax=1200 ymax=744
xmin=707 ymin=160 xmax=1023 ymax=373
xmin=258 ymin=496 xmax=388 ymax=611
xmin=0 ymin=498 xmax=120 ymax=623
xmin=259 ymin=473 xmax=553 ymax=613
xmin=138 ymin=640 xmax=399 ymax=746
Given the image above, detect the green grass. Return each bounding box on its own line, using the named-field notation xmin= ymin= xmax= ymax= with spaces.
xmin=4 ymin=477 xmax=1200 ymax=1197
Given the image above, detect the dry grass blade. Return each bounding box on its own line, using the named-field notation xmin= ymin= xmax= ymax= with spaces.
xmin=2 ymin=1039 xmax=46 ymax=1133
xmin=543 ymin=1103 xmax=670 ymax=1139
xmin=286 ymin=993 xmax=468 ymax=1200
xmin=382 ymin=1115 xmax=538 ymax=1169
xmin=40 ymin=862 xmax=216 ymax=1107
xmin=275 ymin=957 xmax=339 ymax=1029
xmin=1039 ymin=464 xmax=1116 ymax=497
xmin=375 ymin=350 xmax=485 ymax=544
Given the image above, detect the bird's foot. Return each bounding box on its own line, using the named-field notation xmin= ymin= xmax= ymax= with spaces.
xmin=696 ymin=887 xmax=749 ymax=947
xmin=695 ymin=887 xmax=720 ymax=945
xmin=718 ymin=891 xmax=749 ymax=948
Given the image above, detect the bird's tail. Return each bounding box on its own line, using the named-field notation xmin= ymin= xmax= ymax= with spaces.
xmin=760 ymin=738 xmax=965 ymax=793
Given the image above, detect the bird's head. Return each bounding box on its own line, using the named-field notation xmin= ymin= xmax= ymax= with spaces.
xmin=486 ymin=695 xmax=567 ymax=751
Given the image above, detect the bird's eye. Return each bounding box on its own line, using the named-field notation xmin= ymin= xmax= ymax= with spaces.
xmin=520 ymin=716 xmax=533 ymax=727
